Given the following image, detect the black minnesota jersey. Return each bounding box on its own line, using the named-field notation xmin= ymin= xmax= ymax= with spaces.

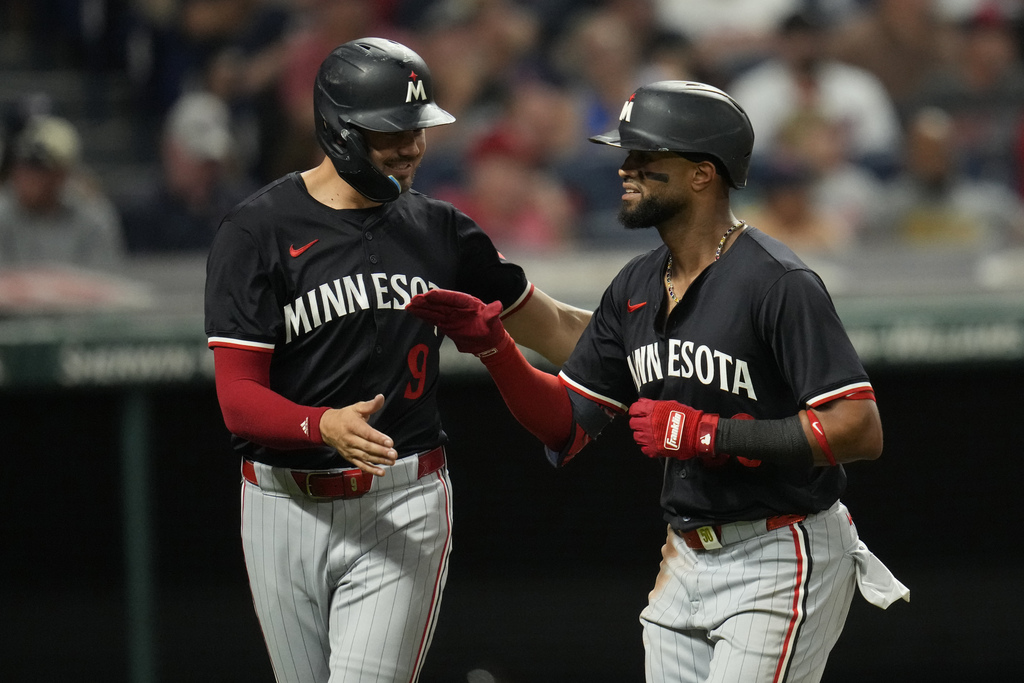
xmin=559 ymin=227 xmax=872 ymax=529
xmin=205 ymin=173 xmax=530 ymax=468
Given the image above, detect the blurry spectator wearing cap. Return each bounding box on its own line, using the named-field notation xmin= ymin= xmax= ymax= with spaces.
xmin=433 ymin=128 xmax=577 ymax=252
xmin=728 ymin=10 xmax=903 ymax=176
xmin=118 ymin=91 xmax=257 ymax=254
xmin=861 ymin=106 xmax=1024 ymax=248
xmin=0 ymin=115 xmax=125 ymax=269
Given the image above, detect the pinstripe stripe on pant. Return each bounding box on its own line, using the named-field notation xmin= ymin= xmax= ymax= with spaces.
xmin=240 ymin=454 xmax=454 ymax=683
xmin=641 ymin=501 xmax=858 ymax=683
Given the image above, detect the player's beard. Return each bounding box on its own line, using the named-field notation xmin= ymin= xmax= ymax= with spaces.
xmin=382 ymin=159 xmax=418 ymax=193
xmin=618 ymin=193 xmax=685 ymax=230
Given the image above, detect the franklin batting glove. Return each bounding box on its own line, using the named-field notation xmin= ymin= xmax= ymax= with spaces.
xmin=628 ymin=398 xmax=720 ymax=461
xmin=406 ymin=289 xmax=512 ymax=357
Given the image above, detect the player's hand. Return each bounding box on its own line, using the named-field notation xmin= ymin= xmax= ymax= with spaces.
xmin=319 ymin=394 xmax=398 ymax=476
xmin=406 ymin=289 xmax=512 ymax=357
xmin=628 ymin=398 xmax=720 ymax=461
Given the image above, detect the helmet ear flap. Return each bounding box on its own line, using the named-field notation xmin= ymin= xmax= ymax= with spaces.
xmin=315 ymin=113 xmax=401 ymax=203
xmin=315 ymin=116 xmax=353 ymax=164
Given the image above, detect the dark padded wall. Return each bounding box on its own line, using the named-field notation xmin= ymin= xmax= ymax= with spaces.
xmin=2 ymin=364 xmax=1021 ymax=682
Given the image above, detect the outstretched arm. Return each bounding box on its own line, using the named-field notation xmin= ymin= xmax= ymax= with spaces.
xmin=502 ymin=288 xmax=591 ymax=366
xmin=405 ymin=289 xmax=576 ymax=452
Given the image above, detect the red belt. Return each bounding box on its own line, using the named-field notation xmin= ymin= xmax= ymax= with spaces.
xmin=674 ymin=513 xmax=807 ymax=550
xmin=242 ymin=446 xmax=445 ymax=499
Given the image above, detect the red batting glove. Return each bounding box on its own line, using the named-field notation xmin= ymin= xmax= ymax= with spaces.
xmin=406 ymin=289 xmax=513 ymax=357
xmin=628 ymin=398 xmax=720 ymax=461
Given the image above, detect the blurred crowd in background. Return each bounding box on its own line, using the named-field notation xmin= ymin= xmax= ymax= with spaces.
xmin=1 ymin=0 xmax=1024 ymax=271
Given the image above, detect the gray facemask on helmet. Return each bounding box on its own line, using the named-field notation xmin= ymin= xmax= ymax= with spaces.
xmin=590 ymin=81 xmax=754 ymax=189
xmin=314 ymin=38 xmax=456 ymax=202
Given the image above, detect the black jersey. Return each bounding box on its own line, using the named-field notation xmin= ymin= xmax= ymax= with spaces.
xmin=559 ymin=227 xmax=872 ymax=530
xmin=205 ymin=173 xmax=530 ymax=468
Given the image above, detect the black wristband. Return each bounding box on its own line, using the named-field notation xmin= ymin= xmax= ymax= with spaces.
xmin=716 ymin=415 xmax=813 ymax=468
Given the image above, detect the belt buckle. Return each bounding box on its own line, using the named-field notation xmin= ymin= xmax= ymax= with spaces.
xmin=302 ymin=470 xmax=370 ymax=498
xmin=303 ymin=472 xmax=328 ymax=498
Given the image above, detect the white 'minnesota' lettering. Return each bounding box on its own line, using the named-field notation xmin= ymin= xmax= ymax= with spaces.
xmin=695 ymin=345 xmax=714 ymax=384
xmin=306 ymin=290 xmax=322 ymax=327
xmin=679 ymin=341 xmax=695 ymax=378
xmin=372 ymin=273 xmax=391 ymax=309
xmin=667 ymin=339 xmax=681 ymax=376
xmin=714 ymin=350 xmax=733 ymax=391
xmin=627 ymin=343 xmax=663 ymax=391
xmin=283 ymin=272 xmax=438 ymax=343
xmin=390 ymin=274 xmax=410 ymax=309
xmin=283 ymin=298 xmax=311 ymax=344
xmin=345 ymin=275 xmax=369 ymax=312
xmin=627 ymin=352 xmax=642 ymax=390
xmin=631 ymin=339 xmax=757 ymax=399
xmin=409 ymin=276 xmax=430 ymax=297
xmin=646 ymin=344 xmax=663 ymax=383
xmin=320 ymin=280 xmax=346 ymax=320
xmin=733 ymin=359 xmax=757 ymax=400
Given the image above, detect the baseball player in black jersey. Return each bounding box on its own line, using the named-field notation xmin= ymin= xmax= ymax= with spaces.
xmin=407 ymin=81 xmax=909 ymax=683
xmin=204 ymin=38 xmax=590 ymax=683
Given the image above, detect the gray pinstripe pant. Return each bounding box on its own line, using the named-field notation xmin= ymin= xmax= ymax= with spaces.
xmin=240 ymin=455 xmax=454 ymax=683
xmin=642 ymin=501 xmax=858 ymax=683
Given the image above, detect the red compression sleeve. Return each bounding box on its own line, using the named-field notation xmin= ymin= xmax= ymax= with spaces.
xmin=478 ymin=342 xmax=573 ymax=451
xmin=213 ymin=346 xmax=329 ymax=449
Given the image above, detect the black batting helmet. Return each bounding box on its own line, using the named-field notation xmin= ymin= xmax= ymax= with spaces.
xmin=314 ymin=37 xmax=455 ymax=202
xmin=590 ymin=81 xmax=754 ymax=188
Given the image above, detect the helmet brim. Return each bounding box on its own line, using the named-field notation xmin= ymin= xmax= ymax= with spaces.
xmin=354 ymin=104 xmax=456 ymax=133
xmin=589 ymin=129 xmax=668 ymax=151
xmin=589 ymin=129 xmax=622 ymax=147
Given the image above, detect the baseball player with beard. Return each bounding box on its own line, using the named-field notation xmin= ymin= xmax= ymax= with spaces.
xmin=407 ymin=81 xmax=909 ymax=683
xmin=204 ymin=38 xmax=590 ymax=683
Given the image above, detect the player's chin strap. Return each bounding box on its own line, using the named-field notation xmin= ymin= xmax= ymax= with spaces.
xmin=317 ymin=123 xmax=402 ymax=203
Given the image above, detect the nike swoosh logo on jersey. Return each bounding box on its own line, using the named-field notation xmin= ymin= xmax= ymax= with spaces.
xmin=627 ymin=300 xmax=647 ymax=312
xmin=289 ymin=239 xmax=319 ymax=257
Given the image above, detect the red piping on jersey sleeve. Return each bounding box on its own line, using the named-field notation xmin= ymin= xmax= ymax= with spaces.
xmin=844 ymin=390 xmax=876 ymax=401
xmin=558 ymin=373 xmax=629 ymax=414
xmin=499 ymin=282 xmax=534 ymax=319
xmin=478 ymin=337 xmax=573 ymax=451
xmin=807 ymin=382 xmax=875 ymax=407
xmin=213 ymin=346 xmax=329 ymax=449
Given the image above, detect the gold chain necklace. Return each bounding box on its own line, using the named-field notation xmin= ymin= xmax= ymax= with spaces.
xmin=665 ymin=221 xmax=745 ymax=303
